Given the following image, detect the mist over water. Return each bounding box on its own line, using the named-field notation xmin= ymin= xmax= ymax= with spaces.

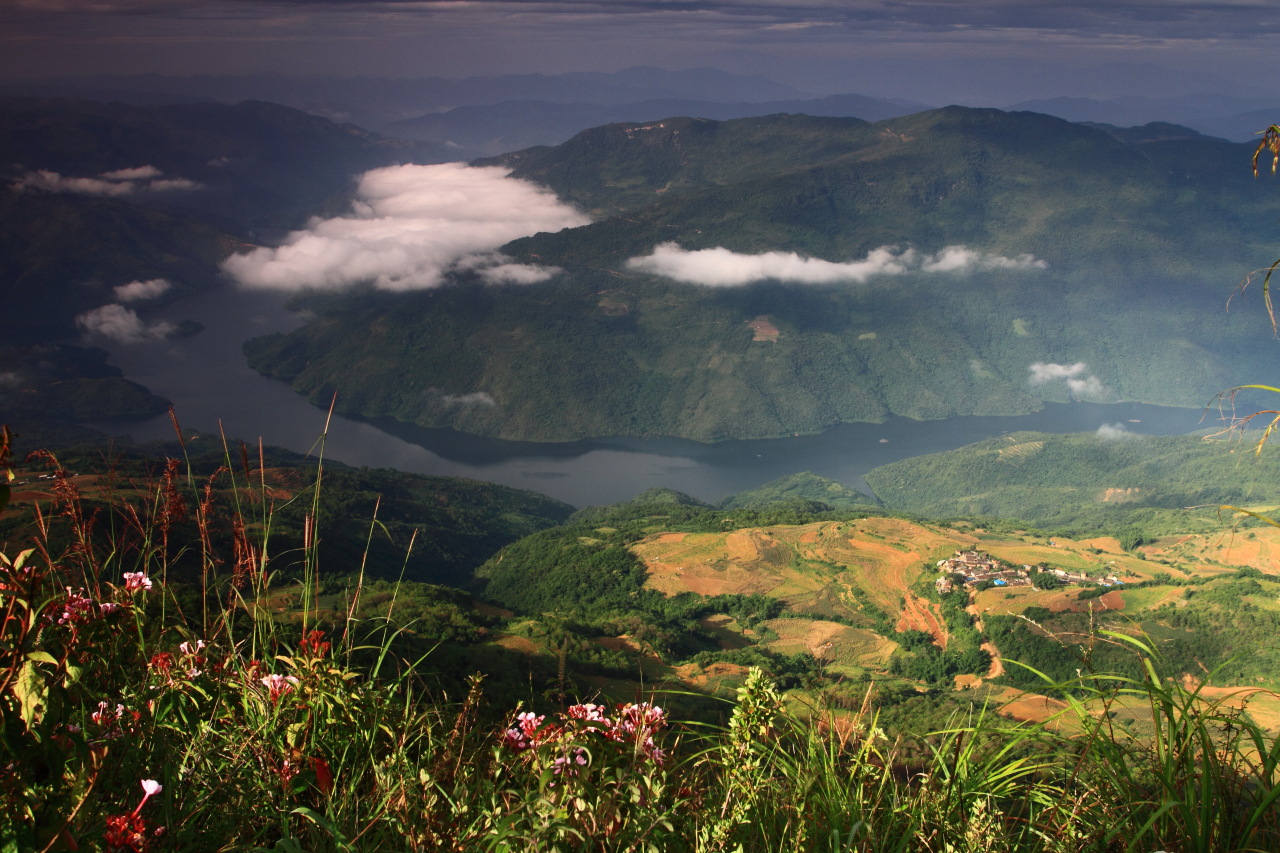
xmin=90 ymin=286 xmax=1212 ymax=508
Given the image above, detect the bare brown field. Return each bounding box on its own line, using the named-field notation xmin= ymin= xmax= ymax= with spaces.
xmin=986 ymin=685 xmax=1071 ymax=728
xmin=494 ymin=635 xmax=539 ymax=655
xmin=672 ymin=661 xmax=752 ymax=693
xmin=1190 ymin=684 xmax=1280 ymax=730
xmin=897 ymin=592 xmax=947 ymax=648
xmin=1141 ymin=526 xmax=1280 ymax=575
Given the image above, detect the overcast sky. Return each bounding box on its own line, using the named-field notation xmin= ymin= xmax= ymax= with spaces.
xmin=2 ymin=1 xmax=1278 ymax=104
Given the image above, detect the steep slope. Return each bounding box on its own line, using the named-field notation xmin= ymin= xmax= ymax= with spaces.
xmin=243 ymin=107 xmax=1280 ymax=442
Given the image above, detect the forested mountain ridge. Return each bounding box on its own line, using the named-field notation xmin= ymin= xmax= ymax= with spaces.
xmin=0 ymin=97 xmax=443 ymax=339
xmin=245 ymin=106 xmax=1280 ymax=442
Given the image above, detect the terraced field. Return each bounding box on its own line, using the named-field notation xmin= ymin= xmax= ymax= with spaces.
xmin=633 ymin=518 xmax=969 ymax=625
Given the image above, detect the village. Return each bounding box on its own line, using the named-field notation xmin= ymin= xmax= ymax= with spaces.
xmin=933 ymin=550 xmax=1126 ymax=594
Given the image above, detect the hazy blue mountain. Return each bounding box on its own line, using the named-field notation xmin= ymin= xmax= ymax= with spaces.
xmin=245 ymin=107 xmax=1280 ymax=443
xmin=0 ymin=67 xmax=809 ymax=135
xmin=387 ymin=93 xmax=927 ymax=158
xmin=1005 ymin=93 xmax=1280 ymax=142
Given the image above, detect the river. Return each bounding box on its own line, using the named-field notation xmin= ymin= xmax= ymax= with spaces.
xmin=91 ymin=286 xmax=1214 ymax=508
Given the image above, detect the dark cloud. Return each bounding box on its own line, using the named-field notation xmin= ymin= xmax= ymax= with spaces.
xmin=0 ymin=0 xmax=1274 ymax=101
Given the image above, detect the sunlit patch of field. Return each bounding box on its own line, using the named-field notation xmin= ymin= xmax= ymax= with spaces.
xmin=701 ymin=614 xmax=752 ymax=650
xmin=672 ymin=661 xmax=752 ymax=695
xmin=633 ymin=518 xmax=971 ymax=625
xmin=1192 ymin=685 xmax=1280 ymax=730
xmin=1141 ymin=526 xmax=1280 ymax=575
xmin=972 ymin=586 xmax=1075 ymax=616
xmin=998 ymin=440 xmax=1043 ymax=461
xmin=978 ymin=587 xmax=1125 ymax=615
xmin=1114 ymin=585 xmax=1186 ymax=610
xmin=985 ymin=685 xmax=1073 ymax=729
xmin=762 ymin=617 xmax=896 ymax=672
xmin=493 ymin=635 xmax=539 ymax=655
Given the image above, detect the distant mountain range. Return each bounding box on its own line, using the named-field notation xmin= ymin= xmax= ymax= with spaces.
xmin=385 ymin=93 xmax=926 ymax=159
xmin=244 ymin=107 xmax=1280 ymax=442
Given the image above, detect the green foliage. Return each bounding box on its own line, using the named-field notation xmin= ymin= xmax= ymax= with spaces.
xmin=4 ymin=434 xmax=1280 ymax=851
xmin=717 ymin=471 xmax=876 ymax=511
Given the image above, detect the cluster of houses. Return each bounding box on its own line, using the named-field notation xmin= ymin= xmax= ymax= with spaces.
xmin=934 ymin=550 xmax=1124 ymax=594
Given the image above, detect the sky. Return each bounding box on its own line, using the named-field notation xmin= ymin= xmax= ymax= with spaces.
xmin=2 ymin=1 xmax=1278 ymax=105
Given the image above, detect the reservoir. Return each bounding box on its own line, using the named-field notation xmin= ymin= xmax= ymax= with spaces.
xmin=93 ymin=287 xmax=1219 ymax=508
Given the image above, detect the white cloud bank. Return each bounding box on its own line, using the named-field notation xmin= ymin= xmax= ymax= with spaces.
xmin=1028 ymin=361 xmax=1108 ymax=400
xmin=113 ymin=278 xmax=171 ymax=302
xmin=222 ymin=163 xmax=590 ymax=292
xmin=75 ymin=304 xmax=177 ymax=344
xmin=12 ymin=166 xmax=200 ymax=196
xmin=624 ymin=242 xmax=1046 ymax=287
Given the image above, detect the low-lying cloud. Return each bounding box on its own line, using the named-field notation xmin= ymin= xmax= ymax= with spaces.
xmin=113 ymin=278 xmax=171 ymax=302
xmin=75 ymin=304 xmax=177 ymax=344
xmin=222 ymin=163 xmax=588 ymax=292
xmin=1096 ymin=422 xmax=1136 ymax=440
xmin=1029 ymin=361 xmax=1108 ymax=400
xmin=439 ymin=391 xmax=496 ymax=408
xmin=12 ymin=166 xmax=201 ymax=196
xmin=624 ymin=243 xmax=1046 ymax=286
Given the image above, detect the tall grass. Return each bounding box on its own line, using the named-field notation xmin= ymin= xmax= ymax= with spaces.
xmin=2 ymin=427 xmax=1278 ymax=851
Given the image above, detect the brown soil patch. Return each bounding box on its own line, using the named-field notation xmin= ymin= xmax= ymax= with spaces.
xmin=725 ymin=532 xmax=762 ymax=561
xmin=1188 ymin=684 xmax=1280 ymax=731
xmin=896 ymin=593 xmax=947 ymax=649
xmin=981 ymin=642 xmax=1004 ymax=679
xmin=656 ymin=533 xmax=688 ymax=543
xmin=673 ymin=661 xmax=752 ymax=693
xmin=596 ymin=635 xmax=644 ymax=655
xmin=748 ymin=315 xmax=780 ymax=342
xmin=494 ymin=635 xmax=539 ymax=655
xmin=799 ymin=530 xmax=820 ymax=544
xmin=996 ymin=688 xmax=1070 ymax=726
xmin=1049 ymin=590 xmax=1126 ymax=614
xmin=474 ymin=602 xmax=514 ymax=618
xmin=954 ymin=674 xmax=983 ymax=690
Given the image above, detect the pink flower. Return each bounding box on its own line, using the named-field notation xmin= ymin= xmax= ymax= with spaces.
xmin=501 ymin=710 xmax=548 ymax=751
xmin=261 ymin=673 xmax=298 ymax=704
xmin=178 ymin=640 xmax=205 ymax=655
xmin=552 ymin=747 xmax=589 ymax=777
xmin=140 ymin=779 xmax=162 ymax=798
xmin=122 ymin=572 xmax=152 ymax=592
xmin=54 ymin=588 xmax=95 ymax=626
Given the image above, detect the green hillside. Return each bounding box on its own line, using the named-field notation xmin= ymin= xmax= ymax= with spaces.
xmin=245 ymin=108 xmax=1280 ymax=441
xmin=864 ymin=429 xmax=1280 ymax=532
xmin=1 ymin=442 xmax=574 ymax=588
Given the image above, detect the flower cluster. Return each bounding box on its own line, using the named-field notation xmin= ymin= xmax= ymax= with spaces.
xmin=502 ymin=711 xmax=545 ymax=751
xmin=501 ymin=701 xmax=669 ymax=770
xmin=122 ymin=572 xmax=152 ymax=592
xmin=297 ymin=628 xmax=330 ymax=658
xmin=90 ymin=700 xmax=142 ymax=741
xmin=53 ymin=588 xmax=98 ymax=626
